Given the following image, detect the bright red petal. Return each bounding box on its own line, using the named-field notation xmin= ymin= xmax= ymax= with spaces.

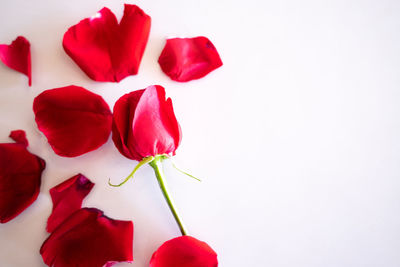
xmin=63 ymin=4 xmax=151 ymax=82
xmin=0 ymin=130 xmax=45 ymax=223
xmin=0 ymin=36 xmax=31 ymax=86
xmin=46 ymin=174 xmax=94 ymax=233
xmin=158 ymin=37 xmax=222 ymax=82
xmin=150 ymin=236 xmax=218 ymax=267
xmin=132 ymin=85 xmax=181 ymax=158
xmin=40 ymin=208 xmax=133 ymax=267
xmin=112 ymin=85 xmax=181 ymax=160
xmin=33 ymin=85 xmax=112 ymax=157
xmin=112 ymin=89 xmax=145 ymax=161
xmin=117 ymin=4 xmax=151 ymax=81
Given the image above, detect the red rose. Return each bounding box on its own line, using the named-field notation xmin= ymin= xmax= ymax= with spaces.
xmin=112 ymin=85 xmax=181 ymax=161
xmin=110 ymin=84 xmax=188 ymax=234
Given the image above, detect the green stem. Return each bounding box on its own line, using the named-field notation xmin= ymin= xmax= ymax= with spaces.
xmin=149 ymin=156 xmax=188 ymax=236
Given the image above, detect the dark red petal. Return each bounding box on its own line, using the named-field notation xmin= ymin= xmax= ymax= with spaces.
xmin=46 ymin=174 xmax=94 ymax=233
xmin=9 ymin=130 xmax=28 ymax=147
xmin=150 ymin=236 xmax=218 ymax=267
xmin=0 ymin=130 xmax=45 ymax=223
xmin=0 ymin=36 xmax=31 ymax=86
xmin=40 ymin=208 xmax=133 ymax=267
xmin=63 ymin=4 xmax=151 ymax=82
xmin=112 ymin=89 xmax=145 ymax=161
xmin=158 ymin=37 xmax=222 ymax=82
xmin=33 ymin=85 xmax=112 ymax=157
xmin=112 ymin=85 xmax=181 ymax=160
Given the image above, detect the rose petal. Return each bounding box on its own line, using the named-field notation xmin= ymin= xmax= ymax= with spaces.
xmin=0 ymin=130 xmax=45 ymax=223
xmin=46 ymin=174 xmax=94 ymax=233
xmin=40 ymin=208 xmax=133 ymax=267
xmin=63 ymin=4 xmax=151 ymax=82
xmin=132 ymin=85 xmax=181 ymax=157
xmin=0 ymin=36 xmax=31 ymax=86
xmin=112 ymin=89 xmax=145 ymax=161
xmin=158 ymin=37 xmax=222 ymax=82
xmin=9 ymin=129 xmax=28 ymax=147
xmin=150 ymin=236 xmax=218 ymax=267
xmin=33 ymin=85 xmax=112 ymax=157
xmin=112 ymin=85 xmax=181 ymax=160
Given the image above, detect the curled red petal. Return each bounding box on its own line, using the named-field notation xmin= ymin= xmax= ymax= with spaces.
xmin=33 ymin=85 xmax=112 ymax=157
xmin=40 ymin=208 xmax=133 ymax=267
xmin=9 ymin=130 xmax=28 ymax=147
xmin=112 ymin=85 xmax=181 ymax=160
xmin=132 ymin=85 xmax=181 ymax=157
xmin=0 ymin=130 xmax=45 ymax=223
xmin=46 ymin=174 xmax=94 ymax=233
xmin=0 ymin=36 xmax=31 ymax=86
xmin=158 ymin=37 xmax=222 ymax=82
xmin=112 ymin=89 xmax=145 ymax=161
xmin=63 ymin=4 xmax=151 ymax=82
xmin=150 ymin=236 xmax=218 ymax=267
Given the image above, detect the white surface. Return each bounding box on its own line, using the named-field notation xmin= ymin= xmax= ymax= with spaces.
xmin=1 ymin=0 xmax=400 ymax=266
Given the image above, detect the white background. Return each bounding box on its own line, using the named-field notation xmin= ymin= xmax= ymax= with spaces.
xmin=1 ymin=0 xmax=400 ymax=266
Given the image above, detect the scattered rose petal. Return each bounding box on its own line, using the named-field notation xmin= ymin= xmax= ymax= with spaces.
xmin=9 ymin=129 xmax=28 ymax=147
xmin=46 ymin=174 xmax=94 ymax=232
xmin=0 ymin=130 xmax=45 ymax=223
xmin=33 ymin=85 xmax=112 ymax=157
xmin=40 ymin=208 xmax=133 ymax=267
xmin=112 ymin=85 xmax=181 ymax=161
xmin=63 ymin=4 xmax=151 ymax=82
xmin=150 ymin=236 xmax=218 ymax=267
xmin=158 ymin=37 xmax=222 ymax=82
xmin=0 ymin=36 xmax=31 ymax=86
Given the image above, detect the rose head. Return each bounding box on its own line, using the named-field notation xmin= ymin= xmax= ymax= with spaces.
xmin=112 ymin=85 xmax=181 ymax=161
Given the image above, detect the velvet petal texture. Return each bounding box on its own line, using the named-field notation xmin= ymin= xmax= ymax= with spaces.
xmin=41 ymin=208 xmax=133 ymax=267
xmin=0 ymin=130 xmax=46 ymax=223
xmin=63 ymin=4 xmax=151 ymax=82
xmin=9 ymin=129 xmax=29 ymax=147
xmin=46 ymin=174 xmax=94 ymax=233
xmin=112 ymin=85 xmax=181 ymax=161
xmin=158 ymin=37 xmax=222 ymax=82
xmin=150 ymin=236 xmax=218 ymax=267
xmin=33 ymin=85 xmax=112 ymax=157
xmin=0 ymin=36 xmax=31 ymax=86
